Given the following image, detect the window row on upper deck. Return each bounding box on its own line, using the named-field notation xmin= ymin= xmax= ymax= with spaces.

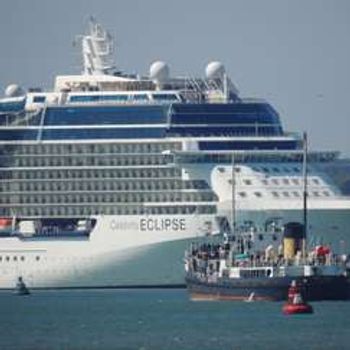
xmin=0 ymin=190 xmax=217 ymax=205
xmin=68 ymin=92 xmax=180 ymax=104
xmin=0 ymin=142 xmax=180 ymax=156
xmin=0 ymin=154 xmax=172 ymax=168
xmin=0 ymin=179 xmax=209 ymax=193
xmin=0 ymin=167 xmax=181 ymax=181
xmin=29 ymin=92 xmax=181 ymax=105
xmin=0 ymin=204 xmax=216 ymax=217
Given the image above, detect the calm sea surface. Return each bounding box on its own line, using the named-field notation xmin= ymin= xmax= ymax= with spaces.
xmin=0 ymin=289 xmax=349 ymax=350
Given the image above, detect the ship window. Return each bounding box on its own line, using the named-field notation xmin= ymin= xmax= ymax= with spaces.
xmin=292 ymin=179 xmax=299 ymax=185
xmin=261 ymin=180 xmax=268 ymax=185
xmin=313 ymin=179 xmax=320 ymax=185
xmin=313 ymin=191 xmax=320 ymax=197
xmin=238 ymin=192 xmax=247 ymax=198
xmin=293 ymin=167 xmax=300 ymax=172
xmin=243 ymin=179 xmax=252 ymax=185
xmin=129 ymin=94 xmax=149 ymax=101
xmin=283 ymin=179 xmax=290 ymax=185
xmin=282 ymin=192 xmax=290 ymax=197
xmin=69 ymin=95 xmax=97 ymax=102
xmin=272 ymin=192 xmax=279 ymax=198
xmin=293 ymin=191 xmax=300 ymax=197
xmin=13 ymin=256 xmax=17 ymax=261
xmin=272 ymin=167 xmax=280 ymax=173
xmin=323 ymin=191 xmax=330 ymax=197
xmin=272 ymin=179 xmax=279 ymax=185
xmin=33 ymin=95 xmax=46 ymax=103
xmin=6 ymin=256 xmax=10 ymax=261
xmin=254 ymin=192 xmax=262 ymax=198
xmin=153 ymin=93 xmax=179 ymax=102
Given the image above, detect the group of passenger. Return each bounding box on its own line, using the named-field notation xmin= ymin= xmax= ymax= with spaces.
xmin=186 ymin=237 xmax=273 ymax=277
xmin=185 ymin=236 xmax=350 ymax=278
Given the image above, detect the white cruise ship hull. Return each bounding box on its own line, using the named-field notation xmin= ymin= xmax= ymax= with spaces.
xmin=0 ymin=214 xmax=215 ymax=289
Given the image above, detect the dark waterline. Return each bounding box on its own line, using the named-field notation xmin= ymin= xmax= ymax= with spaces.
xmin=1 ymin=289 xmax=349 ymax=350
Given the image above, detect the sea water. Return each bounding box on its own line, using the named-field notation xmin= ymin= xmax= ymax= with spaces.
xmin=0 ymin=289 xmax=349 ymax=350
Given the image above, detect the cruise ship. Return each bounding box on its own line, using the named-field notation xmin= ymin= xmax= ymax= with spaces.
xmin=0 ymin=19 xmax=349 ymax=289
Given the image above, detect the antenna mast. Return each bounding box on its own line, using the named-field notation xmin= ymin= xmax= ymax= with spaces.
xmin=302 ymin=132 xmax=308 ymax=257
xmin=231 ymin=154 xmax=236 ymax=235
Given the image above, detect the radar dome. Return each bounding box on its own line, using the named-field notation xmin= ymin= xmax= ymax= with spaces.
xmin=5 ymin=84 xmax=24 ymax=97
xmin=149 ymin=61 xmax=170 ymax=83
xmin=205 ymin=61 xmax=225 ymax=80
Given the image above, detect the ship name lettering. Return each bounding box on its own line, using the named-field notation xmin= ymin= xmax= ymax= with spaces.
xmin=140 ymin=218 xmax=186 ymax=231
xmin=110 ymin=220 xmax=138 ymax=231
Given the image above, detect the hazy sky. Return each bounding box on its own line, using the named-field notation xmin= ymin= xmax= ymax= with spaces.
xmin=1 ymin=0 xmax=349 ymax=155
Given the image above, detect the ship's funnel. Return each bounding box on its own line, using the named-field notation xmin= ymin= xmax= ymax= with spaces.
xmin=283 ymin=222 xmax=305 ymax=259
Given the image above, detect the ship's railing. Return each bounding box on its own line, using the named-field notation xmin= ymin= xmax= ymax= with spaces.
xmin=175 ymin=150 xmax=339 ymax=164
xmin=186 ymin=249 xmax=349 ymax=281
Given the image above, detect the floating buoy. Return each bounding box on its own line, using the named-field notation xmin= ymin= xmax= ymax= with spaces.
xmin=282 ymin=280 xmax=313 ymax=315
xmin=14 ymin=276 xmax=30 ymax=296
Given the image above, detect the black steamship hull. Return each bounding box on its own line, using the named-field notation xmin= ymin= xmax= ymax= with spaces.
xmin=185 ymin=274 xmax=350 ymax=301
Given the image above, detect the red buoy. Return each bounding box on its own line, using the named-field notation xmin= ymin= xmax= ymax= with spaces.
xmin=283 ymin=303 xmax=313 ymax=315
xmin=282 ymin=280 xmax=313 ymax=315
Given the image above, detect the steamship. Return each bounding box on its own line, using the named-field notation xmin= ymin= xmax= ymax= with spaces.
xmin=185 ymin=222 xmax=350 ymax=301
xmin=0 ymin=19 xmax=350 ymax=289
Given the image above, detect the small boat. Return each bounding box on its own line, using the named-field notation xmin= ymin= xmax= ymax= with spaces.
xmin=282 ymin=280 xmax=313 ymax=315
xmin=14 ymin=276 xmax=30 ymax=296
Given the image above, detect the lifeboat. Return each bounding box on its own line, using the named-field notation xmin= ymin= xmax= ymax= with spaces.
xmin=0 ymin=218 xmax=12 ymax=230
xmin=282 ymin=280 xmax=313 ymax=315
xmin=0 ymin=218 xmax=11 ymax=226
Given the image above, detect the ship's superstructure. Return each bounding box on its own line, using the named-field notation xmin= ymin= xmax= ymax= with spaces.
xmin=0 ymin=19 xmax=349 ymax=288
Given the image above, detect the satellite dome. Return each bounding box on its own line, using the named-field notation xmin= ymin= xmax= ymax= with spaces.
xmin=149 ymin=61 xmax=170 ymax=83
xmin=205 ymin=61 xmax=225 ymax=80
xmin=5 ymin=84 xmax=24 ymax=98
